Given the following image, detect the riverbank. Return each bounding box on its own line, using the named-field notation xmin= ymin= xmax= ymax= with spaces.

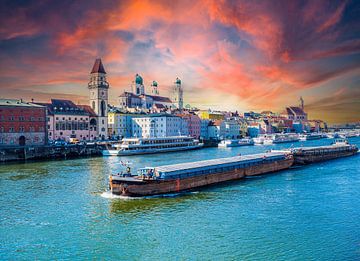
xmin=0 ymin=144 xmax=103 ymax=162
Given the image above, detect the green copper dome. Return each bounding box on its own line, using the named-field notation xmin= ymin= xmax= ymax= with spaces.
xmin=175 ymin=77 xmax=181 ymax=84
xmin=152 ymin=80 xmax=158 ymax=87
xmin=135 ymin=74 xmax=143 ymax=85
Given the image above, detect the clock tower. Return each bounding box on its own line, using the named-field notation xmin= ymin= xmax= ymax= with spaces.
xmin=88 ymin=58 xmax=109 ymax=139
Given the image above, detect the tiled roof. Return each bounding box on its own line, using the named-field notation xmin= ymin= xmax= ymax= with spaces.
xmin=119 ymin=92 xmax=141 ymax=99
xmin=0 ymin=99 xmax=45 ymax=108
xmin=91 ymin=58 xmax=106 ymax=74
xmin=77 ymin=105 xmax=97 ymax=117
xmin=145 ymin=94 xmax=172 ymax=103
xmin=289 ymin=106 xmax=306 ymax=115
xmin=40 ymin=99 xmax=88 ymax=115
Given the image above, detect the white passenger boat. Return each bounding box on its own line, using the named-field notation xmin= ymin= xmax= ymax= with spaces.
xmin=253 ymin=134 xmax=273 ymax=145
xmin=272 ymin=134 xmax=299 ymax=144
xmin=102 ymin=136 xmax=203 ymax=156
xmin=218 ymin=138 xmax=254 ymax=147
xmin=299 ymin=133 xmax=325 ymax=141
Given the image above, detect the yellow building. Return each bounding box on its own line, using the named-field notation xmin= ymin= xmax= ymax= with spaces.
xmin=197 ymin=110 xmax=225 ymax=120
xmin=108 ymin=110 xmax=140 ymax=138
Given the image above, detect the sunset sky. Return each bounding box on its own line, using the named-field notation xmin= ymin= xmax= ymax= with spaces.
xmin=0 ymin=0 xmax=359 ymax=123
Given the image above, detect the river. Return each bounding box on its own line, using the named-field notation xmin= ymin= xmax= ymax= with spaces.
xmin=1 ymin=138 xmax=359 ymax=260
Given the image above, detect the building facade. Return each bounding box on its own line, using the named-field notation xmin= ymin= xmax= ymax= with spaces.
xmin=220 ymin=119 xmax=241 ymax=139
xmin=198 ymin=110 xmax=225 ymax=120
xmin=131 ymin=114 xmax=188 ymax=138
xmin=108 ymin=109 xmax=142 ymax=138
xmin=177 ymin=113 xmax=201 ymax=138
xmin=40 ymin=99 xmax=98 ymax=141
xmin=0 ymin=99 xmax=47 ymax=146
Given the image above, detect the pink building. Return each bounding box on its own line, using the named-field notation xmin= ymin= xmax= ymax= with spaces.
xmin=177 ymin=113 xmax=201 ymax=138
xmin=39 ymin=99 xmax=98 ymax=141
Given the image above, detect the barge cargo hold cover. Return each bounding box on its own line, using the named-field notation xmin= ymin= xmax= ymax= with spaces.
xmin=109 ymin=152 xmax=294 ymax=197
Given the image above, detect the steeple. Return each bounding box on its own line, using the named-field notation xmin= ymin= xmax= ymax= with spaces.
xmin=299 ymin=96 xmax=304 ymax=110
xmin=91 ymin=58 xmax=106 ymax=74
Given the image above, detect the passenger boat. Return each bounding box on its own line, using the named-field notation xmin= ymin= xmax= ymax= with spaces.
xmin=102 ymin=136 xmax=203 ymax=156
xmin=262 ymin=134 xmax=299 ymax=145
xmin=109 ymin=152 xmax=294 ymax=196
xmin=253 ymin=134 xmax=273 ymax=145
xmin=299 ymin=132 xmax=325 ymax=141
xmin=218 ymin=138 xmax=254 ymax=147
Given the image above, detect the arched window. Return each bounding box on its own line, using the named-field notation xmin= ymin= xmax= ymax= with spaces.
xmin=92 ymin=101 xmax=95 ymax=110
xmin=100 ymin=100 xmax=106 ymax=117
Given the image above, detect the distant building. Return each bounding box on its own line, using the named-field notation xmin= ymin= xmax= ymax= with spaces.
xmin=0 ymin=99 xmax=47 ymax=146
xmin=197 ymin=110 xmax=225 ymax=120
xmin=281 ymin=106 xmax=308 ymax=121
xmin=200 ymin=119 xmax=210 ymax=139
xmin=119 ymin=74 xmax=173 ymax=110
xmin=39 ymin=99 xmax=97 ymax=141
xmin=131 ymin=114 xmax=188 ymax=138
xmin=208 ymin=120 xmax=221 ymax=139
xmin=177 ymin=113 xmax=201 ymax=138
xmin=220 ymin=119 xmax=241 ymax=139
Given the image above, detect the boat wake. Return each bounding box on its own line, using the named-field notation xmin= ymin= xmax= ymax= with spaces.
xmin=100 ymin=190 xmax=199 ymax=200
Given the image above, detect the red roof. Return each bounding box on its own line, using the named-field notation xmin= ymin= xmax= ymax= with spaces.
xmin=91 ymin=58 xmax=106 ymax=74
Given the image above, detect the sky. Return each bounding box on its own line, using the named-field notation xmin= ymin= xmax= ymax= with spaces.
xmin=0 ymin=0 xmax=359 ymax=123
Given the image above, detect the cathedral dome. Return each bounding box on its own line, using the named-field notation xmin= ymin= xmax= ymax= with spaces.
xmin=175 ymin=77 xmax=181 ymax=84
xmin=152 ymin=80 xmax=158 ymax=87
xmin=135 ymin=74 xmax=143 ymax=85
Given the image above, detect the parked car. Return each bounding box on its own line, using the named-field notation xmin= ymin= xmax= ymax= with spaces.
xmin=54 ymin=140 xmax=67 ymax=146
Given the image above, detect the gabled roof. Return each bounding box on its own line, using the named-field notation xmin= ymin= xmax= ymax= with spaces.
xmin=91 ymin=58 xmax=106 ymax=74
xmin=145 ymin=94 xmax=172 ymax=103
xmin=119 ymin=92 xmax=141 ymax=99
xmin=40 ymin=99 xmax=88 ymax=115
xmin=289 ymin=106 xmax=306 ymax=115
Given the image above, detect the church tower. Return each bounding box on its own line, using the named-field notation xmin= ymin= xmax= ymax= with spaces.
xmin=88 ymin=58 xmax=109 ymax=139
xmin=172 ymin=77 xmax=183 ymax=110
xmin=299 ymin=96 xmax=304 ymax=110
xmin=151 ymin=81 xmax=159 ymax=95
xmin=133 ymin=74 xmax=145 ymax=95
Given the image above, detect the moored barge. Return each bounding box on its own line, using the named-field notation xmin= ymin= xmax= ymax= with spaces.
xmin=109 ymin=152 xmax=294 ymax=197
xmin=273 ymin=140 xmax=358 ymax=165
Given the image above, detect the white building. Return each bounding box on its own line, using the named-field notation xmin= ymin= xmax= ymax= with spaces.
xmin=208 ymin=121 xmax=221 ymax=139
xmin=108 ymin=108 xmax=143 ymax=138
xmin=220 ymin=119 xmax=241 ymax=139
xmin=131 ymin=114 xmax=188 ymax=138
xmin=119 ymin=74 xmax=173 ymax=110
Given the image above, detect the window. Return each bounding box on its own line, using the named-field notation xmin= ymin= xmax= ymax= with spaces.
xmin=100 ymin=100 xmax=106 ymax=117
xmin=19 ymin=127 xmax=24 ymax=132
xmin=92 ymin=101 xmax=95 ymax=110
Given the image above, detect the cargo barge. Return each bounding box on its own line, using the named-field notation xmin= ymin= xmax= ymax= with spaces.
xmin=273 ymin=139 xmax=358 ymax=165
xmin=109 ymin=152 xmax=294 ymax=196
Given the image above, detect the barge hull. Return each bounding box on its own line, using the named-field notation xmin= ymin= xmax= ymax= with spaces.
xmin=110 ymin=158 xmax=293 ymax=197
xmin=293 ymin=150 xmax=358 ymax=165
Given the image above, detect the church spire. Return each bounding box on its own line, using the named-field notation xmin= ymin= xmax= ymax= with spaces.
xmin=91 ymin=58 xmax=106 ymax=74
